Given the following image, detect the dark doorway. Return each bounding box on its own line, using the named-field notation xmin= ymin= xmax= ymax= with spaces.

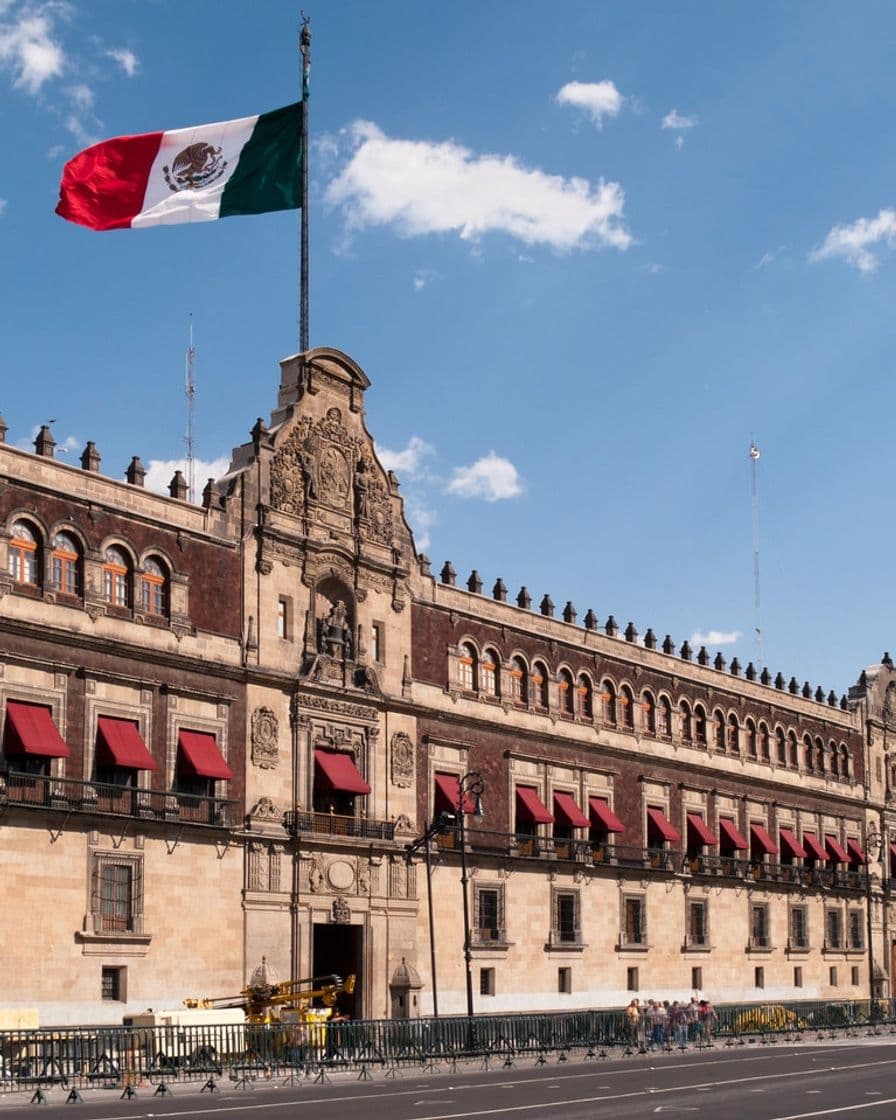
xmin=312 ymin=923 xmax=363 ymax=1019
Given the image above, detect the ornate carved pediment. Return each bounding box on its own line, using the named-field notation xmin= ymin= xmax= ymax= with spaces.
xmin=270 ymin=409 xmax=361 ymax=517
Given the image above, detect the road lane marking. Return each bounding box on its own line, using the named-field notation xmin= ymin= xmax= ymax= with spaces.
xmin=768 ymin=1095 xmax=896 ymax=1118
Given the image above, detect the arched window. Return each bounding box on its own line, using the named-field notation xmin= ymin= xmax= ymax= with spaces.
xmin=141 ymin=557 xmax=168 ymax=617
xmin=9 ymin=520 xmax=39 ymax=585
xmin=51 ymin=531 xmax=80 ymax=596
xmin=679 ymin=700 xmax=693 ymax=743
xmin=727 ymin=713 xmax=740 ymax=753
xmin=532 ymin=661 xmax=549 ymax=709
xmin=804 ymin=734 xmax=814 ymax=771
xmin=510 ymin=656 xmax=528 ymax=705
xmin=815 ymin=737 xmax=825 ymax=773
xmin=620 ymin=685 xmax=635 ymax=730
xmin=103 ymin=546 xmax=131 ymax=607
xmin=840 ymin=745 xmax=850 ymax=778
xmin=457 ymin=642 xmax=477 ymax=691
xmin=758 ymin=722 xmax=770 ymax=761
xmin=828 ymin=740 xmax=839 ymax=777
xmin=694 ymin=704 xmax=707 ymax=746
xmin=788 ymin=731 xmax=799 ymax=768
xmin=712 ymin=709 xmax=725 ymax=750
xmin=746 ymin=719 xmax=757 ymax=757
xmin=642 ymin=692 xmax=657 ymax=736
xmin=558 ymin=668 xmax=574 ymax=715
xmin=658 ymin=696 xmax=672 ymax=738
xmin=481 ymin=649 xmax=499 ymax=697
xmin=775 ymin=727 xmax=786 ymax=765
xmin=602 ymin=681 xmax=617 ymax=726
xmin=577 ymin=674 xmax=593 ymax=719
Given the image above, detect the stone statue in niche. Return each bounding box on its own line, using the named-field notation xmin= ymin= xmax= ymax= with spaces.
xmin=318 ymin=600 xmax=353 ymax=660
xmin=354 ymin=456 xmax=371 ymax=521
xmin=390 ymin=731 xmax=414 ymax=788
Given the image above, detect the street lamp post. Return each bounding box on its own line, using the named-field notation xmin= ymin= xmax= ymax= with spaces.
xmin=458 ymin=772 xmax=485 ymax=1018
xmin=405 ymin=811 xmax=455 ymax=1018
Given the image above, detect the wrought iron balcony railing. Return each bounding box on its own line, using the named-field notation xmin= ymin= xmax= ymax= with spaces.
xmin=282 ymin=809 xmax=396 ymax=841
xmin=0 ymin=769 xmax=233 ymax=828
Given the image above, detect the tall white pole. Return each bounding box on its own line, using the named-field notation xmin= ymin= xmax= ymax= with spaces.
xmin=185 ymin=314 xmax=196 ymax=503
xmin=749 ymin=441 xmax=763 ymax=670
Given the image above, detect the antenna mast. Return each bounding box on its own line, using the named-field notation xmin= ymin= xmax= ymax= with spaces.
xmin=749 ymin=440 xmax=763 ymax=670
xmin=185 ymin=315 xmax=196 ymax=503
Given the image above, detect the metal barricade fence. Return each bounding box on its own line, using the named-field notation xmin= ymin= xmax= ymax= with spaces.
xmin=0 ymin=999 xmax=893 ymax=1095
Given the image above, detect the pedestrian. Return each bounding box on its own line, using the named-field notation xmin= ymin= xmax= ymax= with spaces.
xmin=686 ymin=996 xmax=700 ymax=1041
xmin=699 ymin=998 xmax=718 ymax=1044
xmin=625 ymin=998 xmax=641 ymax=1046
xmin=669 ymin=1000 xmax=687 ymax=1047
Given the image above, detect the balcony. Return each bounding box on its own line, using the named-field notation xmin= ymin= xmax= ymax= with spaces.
xmin=282 ymin=809 xmax=396 ymax=841
xmin=0 ymin=769 xmax=233 ymax=828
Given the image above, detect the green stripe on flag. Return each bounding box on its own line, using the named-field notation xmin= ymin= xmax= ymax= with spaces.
xmin=219 ymin=102 xmax=302 ymax=217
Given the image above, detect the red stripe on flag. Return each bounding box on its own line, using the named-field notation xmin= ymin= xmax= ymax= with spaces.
xmin=56 ymin=131 xmax=164 ymax=231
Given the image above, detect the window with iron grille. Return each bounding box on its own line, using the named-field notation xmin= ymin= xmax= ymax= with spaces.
xmin=102 ymin=966 xmax=125 ymax=1001
xmin=848 ymin=909 xmax=864 ymax=950
xmin=687 ymin=900 xmax=708 ymax=947
xmin=479 ymin=967 xmax=495 ymax=996
xmin=623 ymin=895 xmax=646 ymax=946
xmin=789 ymin=905 xmax=809 ymax=949
xmin=826 ymin=908 xmax=843 ymax=949
xmin=91 ymin=854 xmax=143 ymax=934
xmin=558 ymin=967 xmax=572 ymax=994
xmin=552 ymin=889 xmax=581 ymax=945
xmin=474 ymin=884 xmax=504 ymax=943
xmin=750 ymin=903 xmax=769 ymax=948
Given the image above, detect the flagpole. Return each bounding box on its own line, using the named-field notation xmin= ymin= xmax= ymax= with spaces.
xmin=299 ymin=16 xmax=311 ymax=354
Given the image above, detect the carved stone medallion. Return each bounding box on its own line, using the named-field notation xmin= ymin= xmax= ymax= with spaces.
xmin=390 ymin=731 xmax=414 ymax=788
xmin=251 ymin=707 xmax=280 ymax=770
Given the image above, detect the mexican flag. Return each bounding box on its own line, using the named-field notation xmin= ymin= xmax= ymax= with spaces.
xmin=56 ymin=102 xmax=302 ymax=231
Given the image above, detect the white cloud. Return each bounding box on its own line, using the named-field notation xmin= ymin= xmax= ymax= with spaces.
xmin=445 ymin=452 xmax=524 ymax=502
xmin=0 ymin=198 xmax=7 ymax=216
xmin=326 ymin=120 xmax=631 ymax=253
xmin=690 ymin=629 xmax=742 ymax=647
xmin=675 ymin=135 xmax=685 ymax=153
xmin=809 ymin=208 xmax=896 ymax=273
xmin=412 ymin=268 xmax=436 ymax=291
xmin=0 ymin=6 xmax=65 ymax=94
xmin=375 ymin=435 xmax=434 ymax=480
xmin=555 ymin=79 xmax=624 ymax=128
xmin=144 ymin=456 xmax=230 ymax=500
xmin=405 ymin=496 xmax=437 ymax=553
xmin=105 ymin=46 xmax=138 ymax=77
xmin=662 ymin=109 xmax=697 ymax=130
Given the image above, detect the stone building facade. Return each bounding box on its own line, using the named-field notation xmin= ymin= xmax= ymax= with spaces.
xmin=1 ymin=347 xmax=894 ymax=1024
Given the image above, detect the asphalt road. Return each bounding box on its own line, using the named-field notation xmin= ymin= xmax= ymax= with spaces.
xmin=3 ymin=1038 xmax=896 ymax=1120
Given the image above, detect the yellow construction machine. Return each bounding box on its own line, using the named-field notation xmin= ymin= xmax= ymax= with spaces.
xmin=184 ymin=970 xmax=356 ymax=1025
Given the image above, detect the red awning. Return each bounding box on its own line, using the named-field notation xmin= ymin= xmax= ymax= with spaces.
xmin=825 ymin=835 xmax=849 ymax=863
xmin=588 ymin=797 xmax=625 ymax=833
xmin=803 ymin=832 xmax=829 ymax=862
xmin=718 ymin=818 xmax=749 ymax=850
xmin=687 ymin=813 xmax=718 ymax=845
xmin=177 ymin=730 xmax=234 ymax=780
xmin=4 ymin=701 xmax=70 ymax=758
xmin=750 ymin=823 xmax=778 ymax=856
xmin=890 ymin=842 xmax=896 ymax=861
xmin=516 ymin=786 xmax=554 ymax=824
xmin=434 ymin=772 xmax=475 ymax=814
xmin=96 ymin=716 xmax=155 ymax=771
xmin=846 ymin=838 xmax=867 ymax=866
xmin=553 ymin=791 xmax=589 ymax=829
xmin=647 ymin=807 xmax=681 ymax=843
xmin=314 ymin=749 xmax=370 ymax=795
xmin=779 ymin=828 xmax=807 ymax=859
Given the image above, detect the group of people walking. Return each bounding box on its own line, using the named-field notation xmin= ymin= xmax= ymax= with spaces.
xmin=624 ymin=997 xmax=718 ymax=1048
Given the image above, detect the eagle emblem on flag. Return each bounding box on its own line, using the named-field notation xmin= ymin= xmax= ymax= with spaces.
xmin=163 ymin=143 xmax=228 ymax=192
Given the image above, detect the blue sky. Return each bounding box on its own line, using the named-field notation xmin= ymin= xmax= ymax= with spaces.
xmin=2 ymin=0 xmax=896 ymax=697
